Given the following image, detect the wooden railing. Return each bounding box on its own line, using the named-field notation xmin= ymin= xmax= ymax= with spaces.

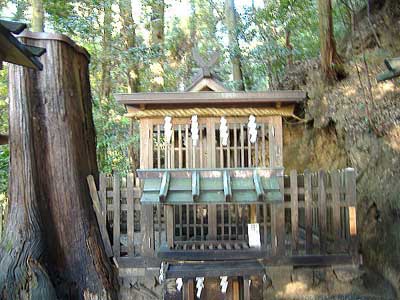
xmin=95 ymin=168 xmax=358 ymax=263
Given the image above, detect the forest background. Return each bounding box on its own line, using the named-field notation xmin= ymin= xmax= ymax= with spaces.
xmin=0 ymin=0 xmax=382 ymax=217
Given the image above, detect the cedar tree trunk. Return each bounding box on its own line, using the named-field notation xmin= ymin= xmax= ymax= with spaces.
xmin=225 ymin=0 xmax=245 ymax=90
xmin=149 ymin=0 xmax=165 ymax=91
xmin=31 ymin=0 xmax=44 ymax=32
xmin=0 ymin=32 xmax=117 ymax=300
xmin=318 ymin=0 xmax=342 ymax=82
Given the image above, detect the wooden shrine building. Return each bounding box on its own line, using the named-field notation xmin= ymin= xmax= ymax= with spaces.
xmin=95 ymin=61 xmax=360 ymax=299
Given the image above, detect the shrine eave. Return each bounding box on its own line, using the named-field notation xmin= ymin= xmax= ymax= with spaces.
xmin=115 ymin=90 xmax=306 ymax=108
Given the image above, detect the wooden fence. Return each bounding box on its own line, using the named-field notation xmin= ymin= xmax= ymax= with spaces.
xmin=96 ymin=168 xmax=357 ymax=262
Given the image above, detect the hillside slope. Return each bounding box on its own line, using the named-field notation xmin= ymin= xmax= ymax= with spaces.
xmin=279 ymin=0 xmax=400 ymax=296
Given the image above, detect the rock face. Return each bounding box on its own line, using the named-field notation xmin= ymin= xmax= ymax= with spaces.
xmin=278 ymin=0 xmax=400 ymax=296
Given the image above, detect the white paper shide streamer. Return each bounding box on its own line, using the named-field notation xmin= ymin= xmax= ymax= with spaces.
xmin=220 ymin=276 xmax=229 ymax=293
xmin=191 ymin=115 xmax=199 ymax=146
xmin=220 ymin=116 xmax=229 ymax=146
xmin=176 ymin=278 xmax=183 ymax=292
xmin=248 ymin=115 xmax=257 ymax=144
xmin=164 ymin=116 xmax=173 ymax=144
xmin=196 ymin=277 xmax=205 ymax=298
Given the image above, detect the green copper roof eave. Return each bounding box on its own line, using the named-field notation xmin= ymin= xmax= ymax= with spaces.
xmin=138 ymin=167 xmax=284 ymax=204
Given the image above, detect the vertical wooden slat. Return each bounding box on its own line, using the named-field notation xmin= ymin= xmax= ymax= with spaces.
xmin=318 ymin=170 xmax=327 ymax=254
xmin=240 ymin=124 xmax=245 ymax=167
xmin=220 ymin=130 xmax=224 ymax=168
xmin=233 ymin=124 xmax=238 ymax=167
xmin=345 ymin=168 xmax=358 ymax=260
xmin=171 ymin=126 xmax=175 ymax=168
xmin=241 ymin=205 xmax=246 ymax=240
xmin=247 ymin=128 xmax=252 ymax=167
xmin=200 ymin=205 xmax=204 ymax=239
xmin=243 ymin=277 xmax=251 ymax=300
xmin=290 ymin=170 xmax=299 ymax=254
xmin=184 ymin=279 xmax=195 ymax=300
xmin=304 ymin=170 xmax=313 ymax=254
xmin=227 ymin=128 xmax=231 ymax=168
xmin=235 ymin=205 xmax=239 ymax=240
xmin=157 ymin=204 xmax=162 ymax=248
xmin=263 ymin=204 xmax=268 ymax=250
xmin=268 ymin=120 xmax=276 ymax=167
xmin=221 ymin=204 xmax=225 ymax=240
xmin=192 ymin=137 xmax=196 ymax=169
xmin=199 ymin=125 xmax=203 ymax=168
xmin=179 ymin=205 xmax=183 ymax=238
xmin=232 ymin=278 xmax=240 ymax=300
xmin=99 ymin=173 xmax=107 ymax=226
xmin=178 ymin=124 xmax=183 ymax=168
xmin=250 ymin=205 xmax=257 ymax=223
xmin=254 ymin=130 xmax=259 ymax=166
xmin=186 ymin=205 xmax=190 ymax=240
xmin=140 ymin=119 xmax=154 ymax=256
xmin=113 ymin=173 xmax=120 ymax=257
xmin=271 ymin=205 xmax=277 ymax=255
xmin=193 ymin=205 xmax=197 ymax=240
xmin=166 ymin=205 xmax=174 ymax=249
xmin=228 ymin=204 xmax=232 ymax=241
xmin=157 ymin=125 xmax=161 ymax=168
xmin=185 ymin=124 xmax=190 ymax=168
xmin=127 ymin=173 xmax=134 ymax=256
xmin=261 ymin=123 xmax=266 ymax=167
xmin=331 ymin=170 xmax=341 ymax=246
xmin=206 ymin=118 xmax=217 ymax=240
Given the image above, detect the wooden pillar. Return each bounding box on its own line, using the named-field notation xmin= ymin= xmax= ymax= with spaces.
xmin=140 ymin=119 xmax=155 ymax=256
xmin=345 ymin=168 xmax=358 ymax=262
xmin=206 ymin=118 xmax=217 ymax=240
xmin=232 ymin=278 xmax=240 ymax=300
xmin=243 ymin=276 xmax=251 ymax=300
xmin=184 ymin=279 xmax=194 ymax=300
xmin=268 ymin=116 xmax=285 ymax=255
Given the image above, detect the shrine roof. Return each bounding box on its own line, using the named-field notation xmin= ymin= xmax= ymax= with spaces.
xmin=115 ymin=90 xmax=306 ymax=109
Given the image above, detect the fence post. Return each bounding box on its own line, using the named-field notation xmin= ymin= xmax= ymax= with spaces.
xmin=304 ymin=170 xmax=313 ymax=254
xmin=318 ymin=170 xmax=327 ymax=254
xmin=345 ymin=168 xmax=358 ymax=261
xmin=290 ymin=170 xmax=298 ymax=255
xmin=113 ymin=173 xmax=121 ymax=257
xmin=127 ymin=173 xmax=135 ymax=256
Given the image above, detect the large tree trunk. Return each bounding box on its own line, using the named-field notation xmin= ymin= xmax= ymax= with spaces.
xmin=119 ymin=0 xmax=140 ymax=171
xmin=119 ymin=0 xmax=140 ymax=93
xmin=31 ymin=0 xmax=44 ymax=32
xmin=100 ymin=0 xmax=113 ymax=101
xmin=149 ymin=0 xmax=165 ymax=91
xmin=0 ymin=32 xmax=117 ymax=299
xmin=318 ymin=0 xmax=342 ymax=82
xmin=225 ymin=0 xmax=244 ymax=91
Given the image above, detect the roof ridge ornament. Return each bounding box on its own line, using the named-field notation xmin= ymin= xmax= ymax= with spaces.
xmin=192 ymin=47 xmax=220 ymax=78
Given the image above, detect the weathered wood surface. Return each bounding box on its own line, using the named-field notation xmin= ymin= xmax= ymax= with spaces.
xmin=101 ymin=169 xmax=358 ymax=265
xmin=87 ymin=175 xmax=113 ymax=257
xmin=0 ymin=32 xmax=117 ymax=299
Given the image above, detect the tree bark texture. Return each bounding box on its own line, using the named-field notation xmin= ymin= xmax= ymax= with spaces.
xmin=318 ymin=0 xmax=342 ymax=82
xmin=31 ymin=0 xmax=44 ymax=32
xmin=149 ymin=0 xmax=165 ymax=91
xmin=0 ymin=32 xmax=117 ymax=300
xmin=119 ymin=0 xmax=140 ymax=93
xmin=100 ymin=0 xmax=113 ymax=101
xmin=225 ymin=0 xmax=245 ymax=91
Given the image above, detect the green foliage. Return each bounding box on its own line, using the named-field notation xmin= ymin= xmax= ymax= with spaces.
xmin=0 ymin=0 xmax=356 ymax=177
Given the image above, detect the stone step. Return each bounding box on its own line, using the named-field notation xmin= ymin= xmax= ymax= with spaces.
xmin=276 ymin=295 xmax=394 ymax=300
